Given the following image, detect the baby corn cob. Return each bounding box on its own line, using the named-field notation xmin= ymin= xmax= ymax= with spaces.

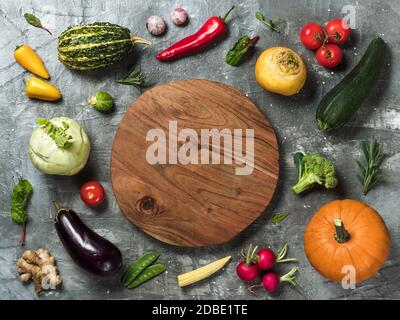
xmin=177 ymin=256 xmax=231 ymax=287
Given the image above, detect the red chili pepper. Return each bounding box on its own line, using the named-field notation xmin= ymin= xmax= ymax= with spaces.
xmin=156 ymin=5 xmax=235 ymax=61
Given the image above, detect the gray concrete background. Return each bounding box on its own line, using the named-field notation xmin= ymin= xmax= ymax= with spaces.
xmin=0 ymin=0 xmax=399 ymax=300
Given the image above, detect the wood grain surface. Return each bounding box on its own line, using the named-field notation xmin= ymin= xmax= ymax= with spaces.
xmin=110 ymin=79 xmax=279 ymax=247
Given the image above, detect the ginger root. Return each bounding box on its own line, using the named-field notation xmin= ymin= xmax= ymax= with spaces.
xmin=16 ymin=248 xmax=62 ymax=294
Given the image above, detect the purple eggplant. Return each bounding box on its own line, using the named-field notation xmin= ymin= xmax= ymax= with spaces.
xmin=54 ymin=202 xmax=122 ymax=275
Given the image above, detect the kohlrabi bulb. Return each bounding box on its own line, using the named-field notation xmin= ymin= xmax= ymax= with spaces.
xmin=29 ymin=117 xmax=90 ymax=176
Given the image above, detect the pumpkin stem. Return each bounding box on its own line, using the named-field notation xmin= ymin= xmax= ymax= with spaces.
xmin=333 ymin=218 xmax=351 ymax=243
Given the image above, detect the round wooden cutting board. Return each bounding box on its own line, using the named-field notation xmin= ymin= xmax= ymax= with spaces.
xmin=111 ymin=79 xmax=279 ymax=247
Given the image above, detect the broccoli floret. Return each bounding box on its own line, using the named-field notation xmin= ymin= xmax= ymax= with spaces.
xmin=292 ymin=152 xmax=338 ymax=194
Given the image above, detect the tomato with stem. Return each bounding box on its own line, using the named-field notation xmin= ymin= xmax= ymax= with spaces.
xmin=316 ymin=44 xmax=343 ymax=68
xmin=300 ymin=22 xmax=325 ymax=49
xmin=325 ymin=18 xmax=351 ymax=45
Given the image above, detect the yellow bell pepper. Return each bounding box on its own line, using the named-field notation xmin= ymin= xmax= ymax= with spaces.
xmin=25 ymin=76 xmax=62 ymax=101
xmin=14 ymin=44 xmax=49 ymax=79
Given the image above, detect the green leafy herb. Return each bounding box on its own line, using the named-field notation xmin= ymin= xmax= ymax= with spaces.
xmin=226 ymin=35 xmax=260 ymax=66
xmin=271 ymin=211 xmax=289 ymax=224
xmin=11 ymin=179 xmax=33 ymax=246
xmin=23 ymin=13 xmax=52 ymax=35
xmin=116 ymin=67 xmax=146 ymax=88
xmin=88 ymin=91 xmax=114 ymax=111
xmin=36 ymin=118 xmax=73 ymax=149
xmin=256 ymin=11 xmax=285 ymax=33
xmin=11 ymin=180 xmax=32 ymax=224
xmin=356 ymin=139 xmax=384 ymax=195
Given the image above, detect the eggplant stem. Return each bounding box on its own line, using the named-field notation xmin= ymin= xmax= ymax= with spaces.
xmin=53 ymin=201 xmax=62 ymax=211
xmin=53 ymin=201 xmax=66 ymax=222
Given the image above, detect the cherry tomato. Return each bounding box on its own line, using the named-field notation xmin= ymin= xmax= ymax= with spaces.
xmin=325 ymin=18 xmax=351 ymax=45
xmin=316 ymin=44 xmax=343 ymax=68
xmin=299 ymin=22 xmax=325 ymax=49
xmin=80 ymin=181 xmax=105 ymax=207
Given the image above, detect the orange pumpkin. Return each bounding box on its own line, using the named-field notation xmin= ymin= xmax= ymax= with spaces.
xmin=304 ymin=199 xmax=390 ymax=284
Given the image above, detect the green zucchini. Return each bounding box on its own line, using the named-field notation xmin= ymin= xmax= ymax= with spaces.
xmin=58 ymin=22 xmax=150 ymax=71
xmin=316 ymin=37 xmax=386 ymax=132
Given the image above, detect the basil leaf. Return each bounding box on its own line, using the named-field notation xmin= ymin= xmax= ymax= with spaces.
xmin=23 ymin=13 xmax=52 ymax=34
xmin=24 ymin=13 xmax=42 ymax=28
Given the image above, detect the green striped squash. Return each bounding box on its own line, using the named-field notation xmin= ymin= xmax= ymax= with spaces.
xmin=58 ymin=22 xmax=150 ymax=71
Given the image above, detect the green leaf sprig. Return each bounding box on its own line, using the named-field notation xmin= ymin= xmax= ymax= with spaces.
xmin=11 ymin=179 xmax=33 ymax=246
xmin=24 ymin=13 xmax=52 ymax=35
xmin=271 ymin=211 xmax=289 ymax=224
xmin=356 ymin=139 xmax=384 ymax=195
xmin=36 ymin=118 xmax=73 ymax=149
xmin=116 ymin=67 xmax=146 ymax=88
xmin=256 ymin=11 xmax=285 ymax=33
xmin=226 ymin=35 xmax=260 ymax=66
xmin=11 ymin=179 xmax=32 ymax=224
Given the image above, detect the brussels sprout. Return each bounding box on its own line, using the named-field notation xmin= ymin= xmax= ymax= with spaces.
xmin=29 ymin=117 xmax=90 ymax=176
xmin=88 ymin=91 xmax=113 ymax=111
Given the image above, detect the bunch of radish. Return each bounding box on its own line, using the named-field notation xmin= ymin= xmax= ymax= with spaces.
xmin=236 ymin=243 xmax=298 ymax=293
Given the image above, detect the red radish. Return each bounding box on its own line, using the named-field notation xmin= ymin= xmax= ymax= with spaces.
xmin=236 ymin=262 xmax=259 ymax=282
xmin=237 ymin=243 xmax=297 ymax=282
xmin=256 ymin=248 xmax=276 ymax=270
xmin=262 ymin=272 xmax=280 ymax=292
xmin=257 ymin=243 xmax=297 ymax=270
xmin=262 ymin=267 xmax=298 ymax=292
xmin=250 ymin=267 xmax=299 ymax=293
xmin=236 ymin=244 xmax=259 ymax=282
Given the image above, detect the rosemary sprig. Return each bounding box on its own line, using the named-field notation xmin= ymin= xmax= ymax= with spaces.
xmin=116 ymin=67 xmax=146 ymax=88
xmin=36 ymin=118 xmax=73 ymax=149
xmin=24 ymin=13 xmax=52 ymax=35
xmin=356 ymin=139 xmax=384 ymax=195
xmin=256 ymin=12 xmax=285 ymax=33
